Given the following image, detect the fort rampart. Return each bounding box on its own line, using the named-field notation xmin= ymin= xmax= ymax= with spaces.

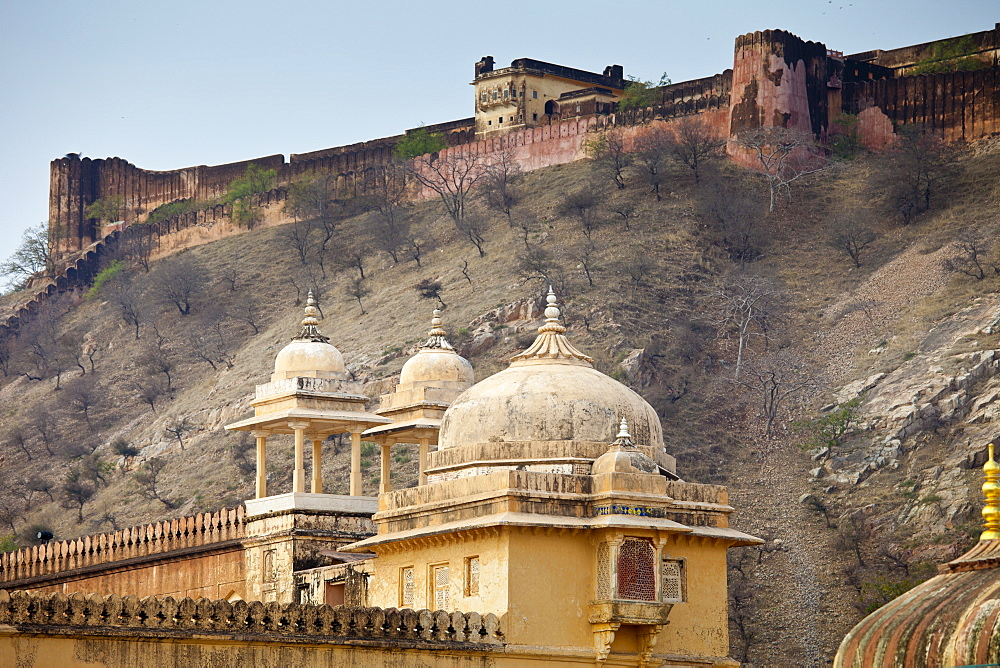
xmin=6 ymin=24 xmax=995 ymax=346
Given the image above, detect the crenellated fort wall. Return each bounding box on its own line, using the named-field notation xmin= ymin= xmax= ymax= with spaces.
xmin=11 ymin=23 xmax=995 ymax=344
xmin=0 ymin=506 xmax=247 ymax=599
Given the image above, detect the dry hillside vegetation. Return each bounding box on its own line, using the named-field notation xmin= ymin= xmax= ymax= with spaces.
xmin=0 ymin=129 xmax=999 ymax=666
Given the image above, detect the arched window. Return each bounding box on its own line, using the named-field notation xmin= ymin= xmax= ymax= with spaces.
xmin=617 ymin=538 xmax=656 ymax=601
xmin=544 ymin=100 xmax=558 ymax=115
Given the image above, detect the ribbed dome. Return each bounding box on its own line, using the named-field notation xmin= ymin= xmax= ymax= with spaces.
xmin=271 ymin=292 xmax=347 ymax=381
xmin=438 ymin=291 xmax=664 ymax=451
xmin=398 ymin=310 xmax=474 ymax=388
xmin=835 ymin=446 xmax=1000 ymax=668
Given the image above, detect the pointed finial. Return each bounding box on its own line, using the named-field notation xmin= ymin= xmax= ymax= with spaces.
xmin=982 ymin=443 xmax=1000 ymax=540
xmin=612 ymin=416 xmax=635 ymax=449
xmin=429 ymin=309 xmax=447 ymax=337
xmin=509 ymin=288 xmax=594 ymax=365
xmin=293 ymin=291 xmax=330 ymax=343
xmin=422 ymin=308 xmax=454 ymax=350
xmin=539 ymin=286 xmax=566 ymax=334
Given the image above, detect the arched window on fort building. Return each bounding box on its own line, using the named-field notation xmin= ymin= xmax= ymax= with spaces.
xmin=544 ymin=100 xmax=558 ymax=116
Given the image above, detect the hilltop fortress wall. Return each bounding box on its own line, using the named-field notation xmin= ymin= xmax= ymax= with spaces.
xmin=16 ymin=24 xmax=999 ymax=335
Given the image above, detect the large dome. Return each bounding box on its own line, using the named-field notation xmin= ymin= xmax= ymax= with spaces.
xmin=438 ymin=291 xmax=664 ymax=451
xmin=398 ymin=310 xmax=474 ymax=388
xmin=271 ymin=292 xmax=347 ymax=381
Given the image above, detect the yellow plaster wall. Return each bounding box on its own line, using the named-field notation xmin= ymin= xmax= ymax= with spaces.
xmin=654 ymin=535 xmax=731 ymax=657
xmin=22 ymin=549 xmax=246 ymax=601
xmin=367 ymin=531 xmax=510 ymax=614
xmin=475 ymin=73 xmax=617 ymax=137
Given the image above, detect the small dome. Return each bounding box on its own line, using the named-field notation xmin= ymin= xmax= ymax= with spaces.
xmin=592 ymin=419 xmax=659 ymax=475
xmin=272 ymin=292 xmax=347 ymax=381
xmin=398 ymin=310 xmax=474 ymax=388
xmin=439 ymin=290 xmax=664 ymax=451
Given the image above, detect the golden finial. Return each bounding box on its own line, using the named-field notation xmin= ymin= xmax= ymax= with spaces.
xmin=509 ymin=288 xmax=594 ymax=365
xmin=294 ymin=291 xmax=330 ymax=343
xmin=982 ymin=443 xmax=1000 ymax=540
xmin=423 ymin=308 xmax=454 ymax=350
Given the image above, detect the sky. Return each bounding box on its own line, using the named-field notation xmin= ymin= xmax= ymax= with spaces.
xmin=0 ymin=0 xmax=994 ymax=261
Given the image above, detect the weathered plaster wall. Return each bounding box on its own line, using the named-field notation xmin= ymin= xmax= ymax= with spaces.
xmin=844 ymin=66 xmax=1000 ymax=144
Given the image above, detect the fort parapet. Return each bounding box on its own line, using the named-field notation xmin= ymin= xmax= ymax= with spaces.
xmin=0 ymin=506 xmax=246 ymax=597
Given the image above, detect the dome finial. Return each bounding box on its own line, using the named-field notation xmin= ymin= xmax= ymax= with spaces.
xmin=509 ymin=288 xmax=594 ymax=365
xmin=540 ymin=286 xmax=565 ymax=334
xmin=613 ymin=416 xmax=635 ymax=449
xmin=294 ymin=291 xmax=330 ymax=343
xmin=422 ymin=308 xmax=454 ymax=350
xmin=982 ymin=442 xmax=1000 ymax=540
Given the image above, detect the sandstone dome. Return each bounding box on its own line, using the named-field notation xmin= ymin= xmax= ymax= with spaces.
xmin=438 ymin=291 xmax=664 ymax=451
xmin=398 ymin=310 xmax=474 ymax=389
xmin=271 ymin=292 xmax=347 ymax=381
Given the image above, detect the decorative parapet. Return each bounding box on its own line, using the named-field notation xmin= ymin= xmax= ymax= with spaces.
xmin=255 ymin=376 xmax=362 ymax=400
xmin=0 ymin=506 xmax=245 ymax=584
xmin=0 ymin=589 xmax=503 ymax=645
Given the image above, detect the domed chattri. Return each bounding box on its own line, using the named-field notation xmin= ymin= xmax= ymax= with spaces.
xmin=398 ymin=309 xmax=474 ymax=390
xmin=272 ymin=291 xmax=346 ymax=381
xmin=592 ymin=418 xmax=659 ymax=476
xmin=433 ymin=288 xmax=672 ymax=481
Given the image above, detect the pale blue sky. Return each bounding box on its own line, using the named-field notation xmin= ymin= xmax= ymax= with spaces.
xmin=0 ymin=0 xmax=994 ymax=261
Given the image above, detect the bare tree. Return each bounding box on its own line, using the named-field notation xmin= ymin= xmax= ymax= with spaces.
xmin=460 ymin=259 xmax=474 ymax=289
xmin=139 ymin=339 xmax=175 ymax=392
xmin=64 ymin=375 xmax=101 ymax=428
xmin=943 ymin=235 xmax=997 ymax=280
xmin=734 ymin=350 xmax=814 ymax=435
xmin=7 ymin=425 xmax=33 ymax=461
xmin=738 ymin=127 xmax=827 ymax=212
xmin=706 ymin=274 xmax=778 ymax=379
xmin=26 ymin=477 xmax=55 ymax=503
xmin=481 ymin=147 xmax=523 ymax=227
xmin=27 ymin=404 xmax=55 ymax=456
xmin=667 ymin=116 xmax=725 ymax=183
xmin=456 ymin=211 xmax=490 ymax=258
xmin=154 ymin=255 xmax=205 ymax=316
xmin=105 ymin=272 xmax=145 ymax=339
xmin=584 ymin=127 xmax=630 ymax=189
xmin=165 ymin=417 xmax=192 ymax=450
xmin=828 ymin=214 xmax=878 ymax=268
xmin=877 ymin=124 xmax=955 ymax=225
xmin=135 ymin=376 xmax=166 ymax=412
xmin=406 ymin=149 xmax=486 ymax=227
xmin=346 ymin=277 xmax=370 ymax=315
xmin=559 ymin=189 xmax=604 ymax=242
xmin=700 ymin=178 xmax=766 ymax=268
xmin=118 ymin=226 xmax=154 ymax=273
xmin=281 ymin=219 xmax=315 ymax=266
xmin=632 ymin=124 xmax=671 ymax=199
xmin=364 ymin=163 xmax=413 ymax=263
xmin=285 ymin=175 xmax=347 ymax=277
xmin=61 ymin=475 xmax=95 ymax=522
xmin=519 ymin=245 xmax=571 ymax=297
xmin=415 ymin=279 xmax=446 ymax=309
xmin=573 ymin=241 xmax=600 ymax=288
xmin=134 ymin=457 xmax=177 ymax=508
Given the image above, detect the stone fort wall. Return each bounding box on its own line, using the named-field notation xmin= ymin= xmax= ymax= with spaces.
xmin=9 ymin=25 xmax=997 ymax=344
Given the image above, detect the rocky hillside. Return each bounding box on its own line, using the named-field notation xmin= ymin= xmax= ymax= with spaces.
xmin=0 ymin=134 xmax=999 ymax=665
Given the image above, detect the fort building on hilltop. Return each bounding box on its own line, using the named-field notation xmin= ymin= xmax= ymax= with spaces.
xmin=473 ymin=56 xmax=625 ymax=137
xmin=42 ymin=22 xmax=999 ymax=273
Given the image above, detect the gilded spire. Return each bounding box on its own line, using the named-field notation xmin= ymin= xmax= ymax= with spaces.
xmin=982 ymin=443 xmax=1000 ymax=540
xmin=294 ymin=291 xmax=330 ymax=343
xmin=509 ymin=288 xmax=594 ymax=365
xmin=422 ymin=308 xmax=455 ymax=350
